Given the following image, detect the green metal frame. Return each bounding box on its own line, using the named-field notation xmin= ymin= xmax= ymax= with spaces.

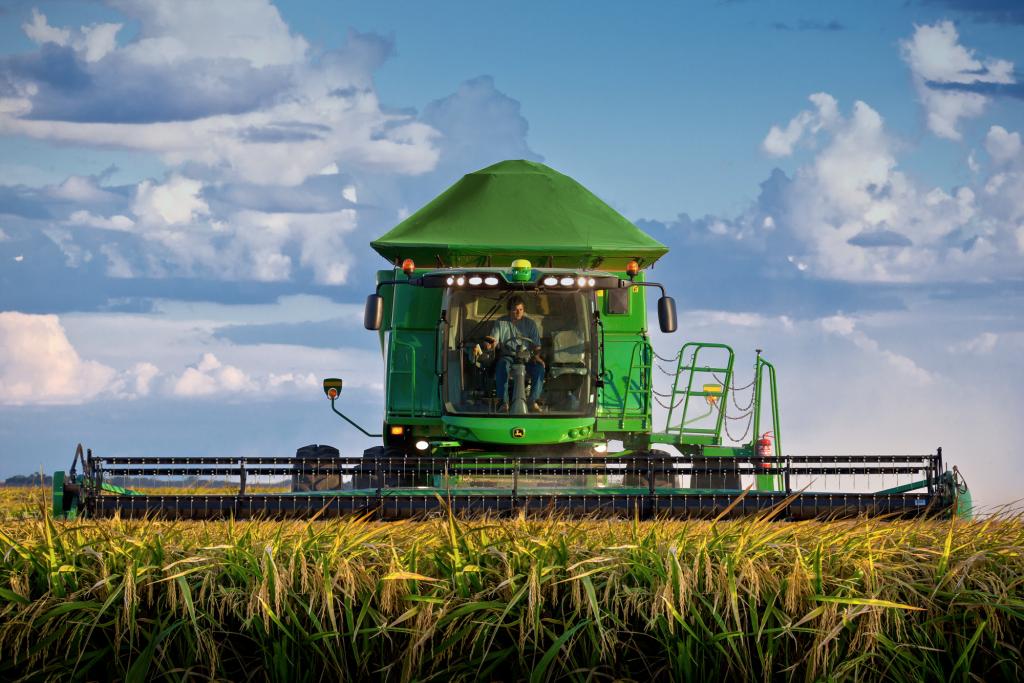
xmin=620 ymin=340 xmax=653 ymax=430
xmin=663 ymin=342 xmax=735 ymax=446
xmin=750 ymin=354 xmax=783 ymax=492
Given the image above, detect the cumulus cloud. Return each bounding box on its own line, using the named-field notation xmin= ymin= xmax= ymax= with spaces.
xmin=900 ymin=21 xmax=1015 ymax=140
xmin=132 ymin=175 xmax=208 ymax=226
xmin=22 ymin=10 xmax=72 ymax=47
xmin=419 ymin=75 xmax=541 ymax=172
xmin=67 ymin=210 xmax=135 ymax=231
xmin=947 ymin=332 xmax=999 ymax=355
xmin=0 ymin=311 xmax=118 ymax=404
xmin=110 ymin=0 xmax=307 ymax=67
xmin=985 ymin=125 xmax=1022 ymax=165
xmin=0 ymin=311 xmax=335 ymax=404
xmin=0 ymin=3 xmax=542 ymax=290
xmin=23 ymin=9 xmax=122 ymax=63
xmin=1 ymin=10 xmax=438 ymax=183
xmin=659 ymin=95 xmax=1024 ymax=284
xmin=171 ymin=352 xmax=315 ymax=397
xmin=0 ymin=3 xmax=548 ymax=294
xmin=819 ymin=315 xmax=933 ymax=384
xmin=762 ymin=92 xmax=839 ymax=157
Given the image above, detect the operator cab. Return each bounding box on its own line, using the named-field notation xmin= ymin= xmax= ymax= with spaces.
xmin=444 ymin=289 xmax=595 ymax=416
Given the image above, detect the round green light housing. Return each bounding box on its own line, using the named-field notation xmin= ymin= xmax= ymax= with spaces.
xmin=510 ymin=259 xmax=532 ymax=282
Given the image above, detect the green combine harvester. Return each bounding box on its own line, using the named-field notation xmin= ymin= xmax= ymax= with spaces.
xmin=53 ymin=160 xmax=971 ymax=520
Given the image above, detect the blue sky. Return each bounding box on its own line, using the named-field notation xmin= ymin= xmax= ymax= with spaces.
xmin=0 ymin=0 xmax=1021 ymax=508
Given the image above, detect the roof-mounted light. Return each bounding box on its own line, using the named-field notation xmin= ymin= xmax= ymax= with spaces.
xmin=559 ymin=276 xmax=574 ymax=286
xmin=456 ymin=276 xmax=465 ymax=286
xmin=577 ymin=276 xmax=587 ymax=287
xmin=510 ymin=259 xmax=532 ymax=282
xmin=626 ymin=260 xmax=640 ymax=277
xmin=484 ymin=276 xmax=499 ymax=286
xmin=587 ymin=277 xmax=596 ymax=287
xmin=322 ymin=377 xmax=343 ymax=399
xmin=401 ymin=258 xmax=416 ymax=276
xmin=446 ymin=276 xmax=455 ymax=285
xmin=468 ymin=276 xmax=483 ymax=286
xmin=543 ymin=276 xmax=558 ymax=287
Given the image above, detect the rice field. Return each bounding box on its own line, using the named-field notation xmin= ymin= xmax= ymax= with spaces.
xmin=1 ymin=487 xmax=1022 ymax=681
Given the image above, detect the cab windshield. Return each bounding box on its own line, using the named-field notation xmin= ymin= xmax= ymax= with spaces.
xmin=444 ymin=289 xmax=594 ymax=416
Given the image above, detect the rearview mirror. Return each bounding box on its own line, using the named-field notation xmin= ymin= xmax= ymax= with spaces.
xmin=658 ymin=296 xmax=677 ymax=333
xmin=364 ymin=293 xmax=384 ymax=330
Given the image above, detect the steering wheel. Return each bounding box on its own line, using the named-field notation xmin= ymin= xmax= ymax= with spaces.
xmin=502 ymin=337 xmax=534 ymax=363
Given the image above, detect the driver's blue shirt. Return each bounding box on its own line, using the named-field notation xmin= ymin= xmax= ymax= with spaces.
xmin=488 ymin=315 xmax=541 ymax=349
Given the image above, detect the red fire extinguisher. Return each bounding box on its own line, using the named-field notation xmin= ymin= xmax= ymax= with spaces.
xmin=756 ymin=431 xmax=774 ymax=468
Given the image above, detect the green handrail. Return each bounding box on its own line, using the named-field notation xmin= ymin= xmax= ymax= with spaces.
xmin=620 ymin=339 xmax=653 ymax=429
xmin=664 ymin=342 xmax=735 ymax=442
xmin=751 ymin=353 xmax=783 ymax=491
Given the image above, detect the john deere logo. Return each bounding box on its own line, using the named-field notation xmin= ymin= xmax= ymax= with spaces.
xmin=511 ymin=427 xmax=525 ymax=439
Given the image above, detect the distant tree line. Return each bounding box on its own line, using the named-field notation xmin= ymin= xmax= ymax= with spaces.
xmin=3 ymin=473 xmax=53 ymax=487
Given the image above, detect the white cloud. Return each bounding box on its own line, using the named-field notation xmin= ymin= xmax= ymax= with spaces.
xmin=170 ymin=352 xmax=318 ymax=398
xmin=1 ymin=98 xmax=439 ymax=187
xmin=111 ymin=0 xmax=307 ymax=67
xmin=22 ymin=9 xmax=71 ymax=46
xmin=67 ymin=210 xmax=135 ymax=231
xmin=819 ymin=315 xmax=932 ymax=384
xmin=225 ymin=208 xmax=359 ymax=284
xmin=1 ymin=15 xmax=439 ymax=187
xmin=133 ymin=175 xmax=209 ymax=226
xmin=78 ymin=22 xmax=123 ymax=63
xmin=98 ymin=244 xmax=134 ymax=277
xmin=0 ymin=7 xmax=551 ymax=290
xmin=49 ymin=175 xmax=120 ymax=203
xmin=22 ymin=9 xmax=121 ymax=63
xmin=986 ymin=126 xmax=1022 ymax=166
xmin=948 ymin=332 xmax=998 ymax=355
xmin=172 ymin=352 xmax=251 ymax=396
xmin=756 ymin=96 xmax=1023 ymax=282
xmin=172 ymin=367 xmax=218 ymax=396
xmin=762 ymin=92 xmax=838 ymax=157
xmin=0 ymin=312 xmax=117 ymax=404
xmin=900 ymin=21 xmax=1015 ymax=140
xmin=129 ymin=361 xmax=160 ymax=396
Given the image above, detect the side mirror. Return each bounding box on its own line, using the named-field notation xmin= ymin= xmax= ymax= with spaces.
xmin=658 ymin=296 xmax=678 ymax=333
xmin=364 ymin=293 xmax=384 ymax=330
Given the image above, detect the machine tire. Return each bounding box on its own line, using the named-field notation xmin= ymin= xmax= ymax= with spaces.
xmin=690 ymin=455 xmax=741 ymax=490
xmin=292 ymin=444 xmax=342 ymax=491
xmin=353 ymin=446 xmax=433 ymax=489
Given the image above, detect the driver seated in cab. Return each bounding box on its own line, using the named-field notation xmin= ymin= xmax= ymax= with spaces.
xmin=482 ymin=295 xmax=545 ymax=412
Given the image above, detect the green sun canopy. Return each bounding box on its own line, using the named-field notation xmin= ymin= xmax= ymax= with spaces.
xmin=371 ymin=160 xmax=668 ymax=270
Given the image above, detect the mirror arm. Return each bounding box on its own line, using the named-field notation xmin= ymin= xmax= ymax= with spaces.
xmin=330 ymin=398 xmax=382 ymax=438
xmin=375 ymin=278 xmax=420 ymax=295
xmin=622 ymin=279 xmax=667 ymax=297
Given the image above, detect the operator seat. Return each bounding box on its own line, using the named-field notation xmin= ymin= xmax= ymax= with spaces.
xmin=545 ymin=329 xmax=589 ymax=410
